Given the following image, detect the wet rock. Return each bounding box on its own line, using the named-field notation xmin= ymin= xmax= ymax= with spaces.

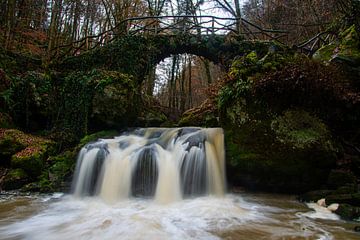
xmin=327 ymin=203 xmax=339 ymax=212
xmin=326 ymin=193 xmax=360 ymax=206
xmin=137 ymin=111 xmax=167 ymax=127
xmin=79 ymin=130 xmax=118 ymax=147
xmin=298 ymin=190 xmax=333 ymax=202
xmin=317 ymin=198 xmax=326 ymax=207
xmin=333 ymin=184 xmax=358 ymax=195
xmin=184 ymin=132 xmax=206 ymax=151
xmin=335 ymin=203 xmax=360 ymax=220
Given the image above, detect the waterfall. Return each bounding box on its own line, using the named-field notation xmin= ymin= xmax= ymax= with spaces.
xmin=72 ymin=128 xmax=226 ymax=203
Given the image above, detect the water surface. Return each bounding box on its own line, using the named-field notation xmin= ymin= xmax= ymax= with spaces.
xmin=0 ymin=192 xmax=358 ymax=240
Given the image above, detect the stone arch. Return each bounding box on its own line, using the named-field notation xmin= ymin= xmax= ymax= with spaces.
xmin=61 ymin=34 xmax=272 ymax=84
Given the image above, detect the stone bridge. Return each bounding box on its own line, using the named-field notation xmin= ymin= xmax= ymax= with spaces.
xmin=59 ymin=15 xmax=332 ymax=82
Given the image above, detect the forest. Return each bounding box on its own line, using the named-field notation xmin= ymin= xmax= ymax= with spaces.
xmin=0 ymin=0 xmax=360 ymax=235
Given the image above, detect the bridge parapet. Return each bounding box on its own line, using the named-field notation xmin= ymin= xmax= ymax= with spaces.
xmin=52 ymin=15 xmax=288 ymax=58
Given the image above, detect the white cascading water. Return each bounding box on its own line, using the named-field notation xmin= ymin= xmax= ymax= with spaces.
xmin=72 ymin=127 xmax=226 ymax=203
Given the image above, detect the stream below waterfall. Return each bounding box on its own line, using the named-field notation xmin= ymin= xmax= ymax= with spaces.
xmin=0 ymin=128 xmax=359 ymax=239
xmin=0 ymin=192 xmax=359 ymax=240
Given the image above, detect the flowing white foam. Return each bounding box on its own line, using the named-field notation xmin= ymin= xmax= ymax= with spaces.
xmin=72 ymin=128 xmax=226 ymax=203
xmin=1 ymin=194 xmax=354 ymax=240
xmin=302 ymin=203 xmax=340 ymax=220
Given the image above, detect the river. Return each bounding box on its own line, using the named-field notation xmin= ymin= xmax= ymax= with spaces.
xmin=0 ymin=191 xmax=359 ymax=240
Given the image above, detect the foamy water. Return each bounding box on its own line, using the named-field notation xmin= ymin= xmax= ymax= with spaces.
xmin=0 ymin=193 xmax=359 ymax=240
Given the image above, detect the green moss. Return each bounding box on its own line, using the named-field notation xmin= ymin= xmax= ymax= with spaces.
xmin=0 ymin=128 xmax=56 ymax=179
xmin=271 ymin=110 xmax=334 ymax=150
xmin=139 ymin=111 xmax=168 ymax=127
xmin=245 ymin=51 xmax=258 ymax=63
xmin=178 ymin=106 xmax=218 ymax=127
xmin=313 ymin=44 xmax=337 ymax=62
xmin=0 ymin=131 xmax=24 ymax=163
xmin=43 ymin=150 xmax=77 ymax=192
xmin=0 ymin=128 xmax=55 ymax=167
xmin=91 ymin=71 xmax=139 ymax=129
xmin=11 ymin=145 xmax=47 ymax=178
xmin=225 ymin=111 xmax=337 ymax=192
xmin=340 ymin=25 xmax=359 ymax=48
xmin=314 ymin=25 xmax=360 ymax=65
xmin=2 ymin=168 xmax=29 ymax=190
xmin=79 ymin=130 xmax=118 ymax=146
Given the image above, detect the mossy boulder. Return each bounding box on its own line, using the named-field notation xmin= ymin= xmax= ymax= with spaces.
xmin=0 ymin=128 xmax=56 ymax=179
xmin=0 ymin=129 xmax=25 ymax=164
xmin=335 ymin=203 xmax=360 ymax=220
xmin=271 ymin=110 xmax=335 ymax=151
xmin=137 ymin=110 xmax=168 ymax=127
xmin=226 ymin=110 xmax=337 ymax=193
xmin=79 ymin=130 xmax=119 ymax=146
xmin=2 ymin=168 xmax=29 ymax=190
xmin=298 ymin=190 xmax=333 ymax=202
xmin=11 ymin=145 xmax=49 ymax=178
xmin=29 ymin=150 xmax=78 ymax=192
xmin=326 ymin=193 xmax=360 ymax=206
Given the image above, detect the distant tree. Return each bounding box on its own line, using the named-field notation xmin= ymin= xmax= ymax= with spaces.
xmin=212 ymin=0 xmax=242 ymax=32
xmin=242 ymin=0 xmax=341 ymax=44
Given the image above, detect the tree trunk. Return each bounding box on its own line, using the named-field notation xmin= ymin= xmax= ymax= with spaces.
xmin=235 ymin=0 xmax=242 ymax=33
xmin=146 ymin=65 xmax=156 ymax=96
xmin=170 ymin=55 xmax=178 ymax=110
xmin=5 ymin=0 xmax=15 ymax=49
xmin=187 ymin=55 xmax=192 ymax=109
xmin=203 ymin=58 xmax=212 ymax=84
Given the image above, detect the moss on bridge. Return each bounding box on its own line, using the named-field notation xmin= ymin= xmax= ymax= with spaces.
xmin=60 ymin=34 xmax=273 ymax=83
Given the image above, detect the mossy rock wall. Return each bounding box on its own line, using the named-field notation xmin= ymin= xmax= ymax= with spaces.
xmin=225 ymin=110 xmax=337 ymax=193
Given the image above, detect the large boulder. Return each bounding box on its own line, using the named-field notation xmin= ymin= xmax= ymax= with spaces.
xmin=335 ymin=203 xmax=360 ymax=220
xmin=2 ymin=168 xmax=28 ymax=190
xmin=0 ymin=129 xmax=26 ymax=164
xmin=0 ymin=128 xmax=56 ymax=189
xmin=226 ymin=110 xmax=338 ymax=193
xmin=11 ymin=144 xmax=51 ymax=178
